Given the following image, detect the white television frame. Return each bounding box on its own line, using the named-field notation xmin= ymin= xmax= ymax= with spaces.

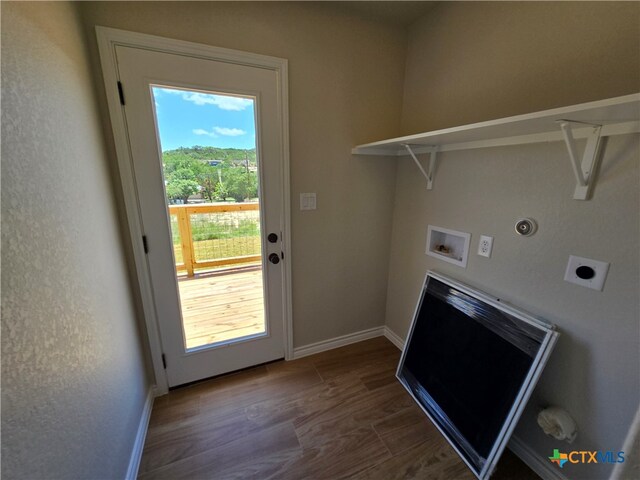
xmin=396 ymin=271 xmax=559 ymax=480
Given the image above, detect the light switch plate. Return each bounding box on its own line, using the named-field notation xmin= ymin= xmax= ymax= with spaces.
xmin=564 ymin=255 xmax=610 ymax=291
xmin=300 ymin=193 xmax=316 ymax=210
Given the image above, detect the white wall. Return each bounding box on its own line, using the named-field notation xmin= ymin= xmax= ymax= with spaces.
xmin=78 ymin=1 xmax=408 ymax=348
xmin=387 ymin=3 xmax=640 ymax=479
xmin=386 ymin=137 xmax=639 ymax=480
xmin=401 ymin=1 xmax=640 ymax=134
xmin=1 ymin=2 xmax=150 ymax=478
xmin=5 ymin=2 xmax=637 ymax=479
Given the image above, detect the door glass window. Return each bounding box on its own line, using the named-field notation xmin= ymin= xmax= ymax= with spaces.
xmin=150 ymin=86 xmax=266 ymax=351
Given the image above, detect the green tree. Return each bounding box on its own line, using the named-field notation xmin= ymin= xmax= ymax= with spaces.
xmin=161 ymin=147 xmax=258 ymax=203
xmin=165 ymin=178 xmax=199 ymax=204
xmin=213 ymin=181 xmax=230 ymax=201
xmin=221 ymin=166 xmax=258 ymax=201
xmin=200 ymin=175 xmax=217 ymax=202
xmin=163 ymin=153 xmax=208 ymax=177
xmin=165 ymin=167 xmax=200 ymax=204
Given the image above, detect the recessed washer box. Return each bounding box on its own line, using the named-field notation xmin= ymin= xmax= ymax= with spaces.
xmin=564 ymin=255 xmax=610 ymax=291
xmin=426 ymin=225 xmax=471 ymax=268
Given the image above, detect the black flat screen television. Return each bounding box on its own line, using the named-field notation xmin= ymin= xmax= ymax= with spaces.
xmin=397 ymin=272 xmax=558 ymax=480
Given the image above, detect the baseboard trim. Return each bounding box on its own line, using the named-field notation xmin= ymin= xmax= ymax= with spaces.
xmin=293 ymin=326 xmax=386 ymax=359
xmin=383 ymin=326 xmax=405 ymax=350
xmin=292 ymin=325 xmax=408 ymax=359
xmin=508 ymin=435 xmax=569 ymax=480
xmin=125 ymin=387 xmax=154 ymax=480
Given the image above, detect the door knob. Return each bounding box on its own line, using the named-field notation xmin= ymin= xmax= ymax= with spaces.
xmin=268 ymin=253 xmax=280 ymax=265
xmin=267 ymin=233 xmax=278 ymax=243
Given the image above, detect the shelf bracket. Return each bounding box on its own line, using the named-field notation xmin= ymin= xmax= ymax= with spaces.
xmin=557 ymin=120 xmax=603 ymax=200
xmin=402 ymin=144 xmax=437 ymax=190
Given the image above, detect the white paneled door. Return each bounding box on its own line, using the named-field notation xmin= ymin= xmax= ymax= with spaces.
xmin=113 ymin=42 xmax=289 ymax=388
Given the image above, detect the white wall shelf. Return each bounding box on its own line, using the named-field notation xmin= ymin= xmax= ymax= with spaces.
xmin=352 ymin=93 xmax=640 ymax=200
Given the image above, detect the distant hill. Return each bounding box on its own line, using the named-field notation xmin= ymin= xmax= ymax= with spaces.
xmin=164 ymin=146 xmax=256 ymax=163
xmin=161 ymin=146 xmax=259 ymax=203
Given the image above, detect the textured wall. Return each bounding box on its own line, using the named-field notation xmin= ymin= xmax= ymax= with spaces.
xmin=78 ymin=1 xmax=407 ymax=347
xmin=401 ymin=2 xmax=640 ymax=134
xmin=388 ymin=3 xmax=640 ymax=479
xmin=1 ymin=2 xmax=150 ymax=478
xmin=386 ymin=138 xmax=639 ymax=480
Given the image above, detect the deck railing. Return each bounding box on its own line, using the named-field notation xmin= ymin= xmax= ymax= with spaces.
xmin=168 ymin=203 xmax=261 ymax=277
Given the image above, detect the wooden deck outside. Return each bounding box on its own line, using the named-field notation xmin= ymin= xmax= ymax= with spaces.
xmin=178 ymin=268 xmax=265 ymax=349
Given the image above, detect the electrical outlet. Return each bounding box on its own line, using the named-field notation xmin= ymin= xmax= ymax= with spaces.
xmin=477 ymin=235 xmax=493 ymax=258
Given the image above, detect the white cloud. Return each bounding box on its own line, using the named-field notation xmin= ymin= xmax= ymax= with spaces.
xmin=192 ymin=128 xmax=218 ymax=138
xmin=193 ymin=126 xmax=247 ymax=138
xmin=213 ymin=127 xmax=246 ymax=137
xmin=161 ymin=88 xmax=252 ymax=111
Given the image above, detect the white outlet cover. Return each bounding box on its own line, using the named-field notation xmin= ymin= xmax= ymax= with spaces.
xmin=564 ymin=255 xmax=610 ymax=291
xmin=477 ymin=235 xmax=493 ymax=258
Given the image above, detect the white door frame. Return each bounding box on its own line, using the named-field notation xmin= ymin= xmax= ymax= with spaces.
xmin=96 ymin=26 xmax=293 ymax=395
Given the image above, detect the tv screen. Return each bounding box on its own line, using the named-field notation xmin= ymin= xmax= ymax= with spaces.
xmin=397 ymin=272 xmax=558 ymax=480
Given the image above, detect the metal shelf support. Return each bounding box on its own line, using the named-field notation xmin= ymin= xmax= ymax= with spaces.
xmin=558 ymin=120 xmax=603 ymax=201
xmin=402 ymin=144 xmax=437 ymax=190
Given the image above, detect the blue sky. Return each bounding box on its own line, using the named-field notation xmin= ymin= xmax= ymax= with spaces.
xmin=151 ymin=86 xmax=257 ymax=151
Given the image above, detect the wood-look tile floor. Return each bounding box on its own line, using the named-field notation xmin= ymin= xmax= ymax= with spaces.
xmin=139 ymin=337 xmax=540 ymax=480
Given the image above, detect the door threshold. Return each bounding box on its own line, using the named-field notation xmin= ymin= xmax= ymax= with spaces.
xmin=168 ymin=357 xmax=285 ymax=391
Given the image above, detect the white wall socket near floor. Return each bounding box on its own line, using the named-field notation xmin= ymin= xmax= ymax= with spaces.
xmin=477 ymin=235 xmax=493 ymax=258
xmin=564 ymin=255 xmax=610 ymax=291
